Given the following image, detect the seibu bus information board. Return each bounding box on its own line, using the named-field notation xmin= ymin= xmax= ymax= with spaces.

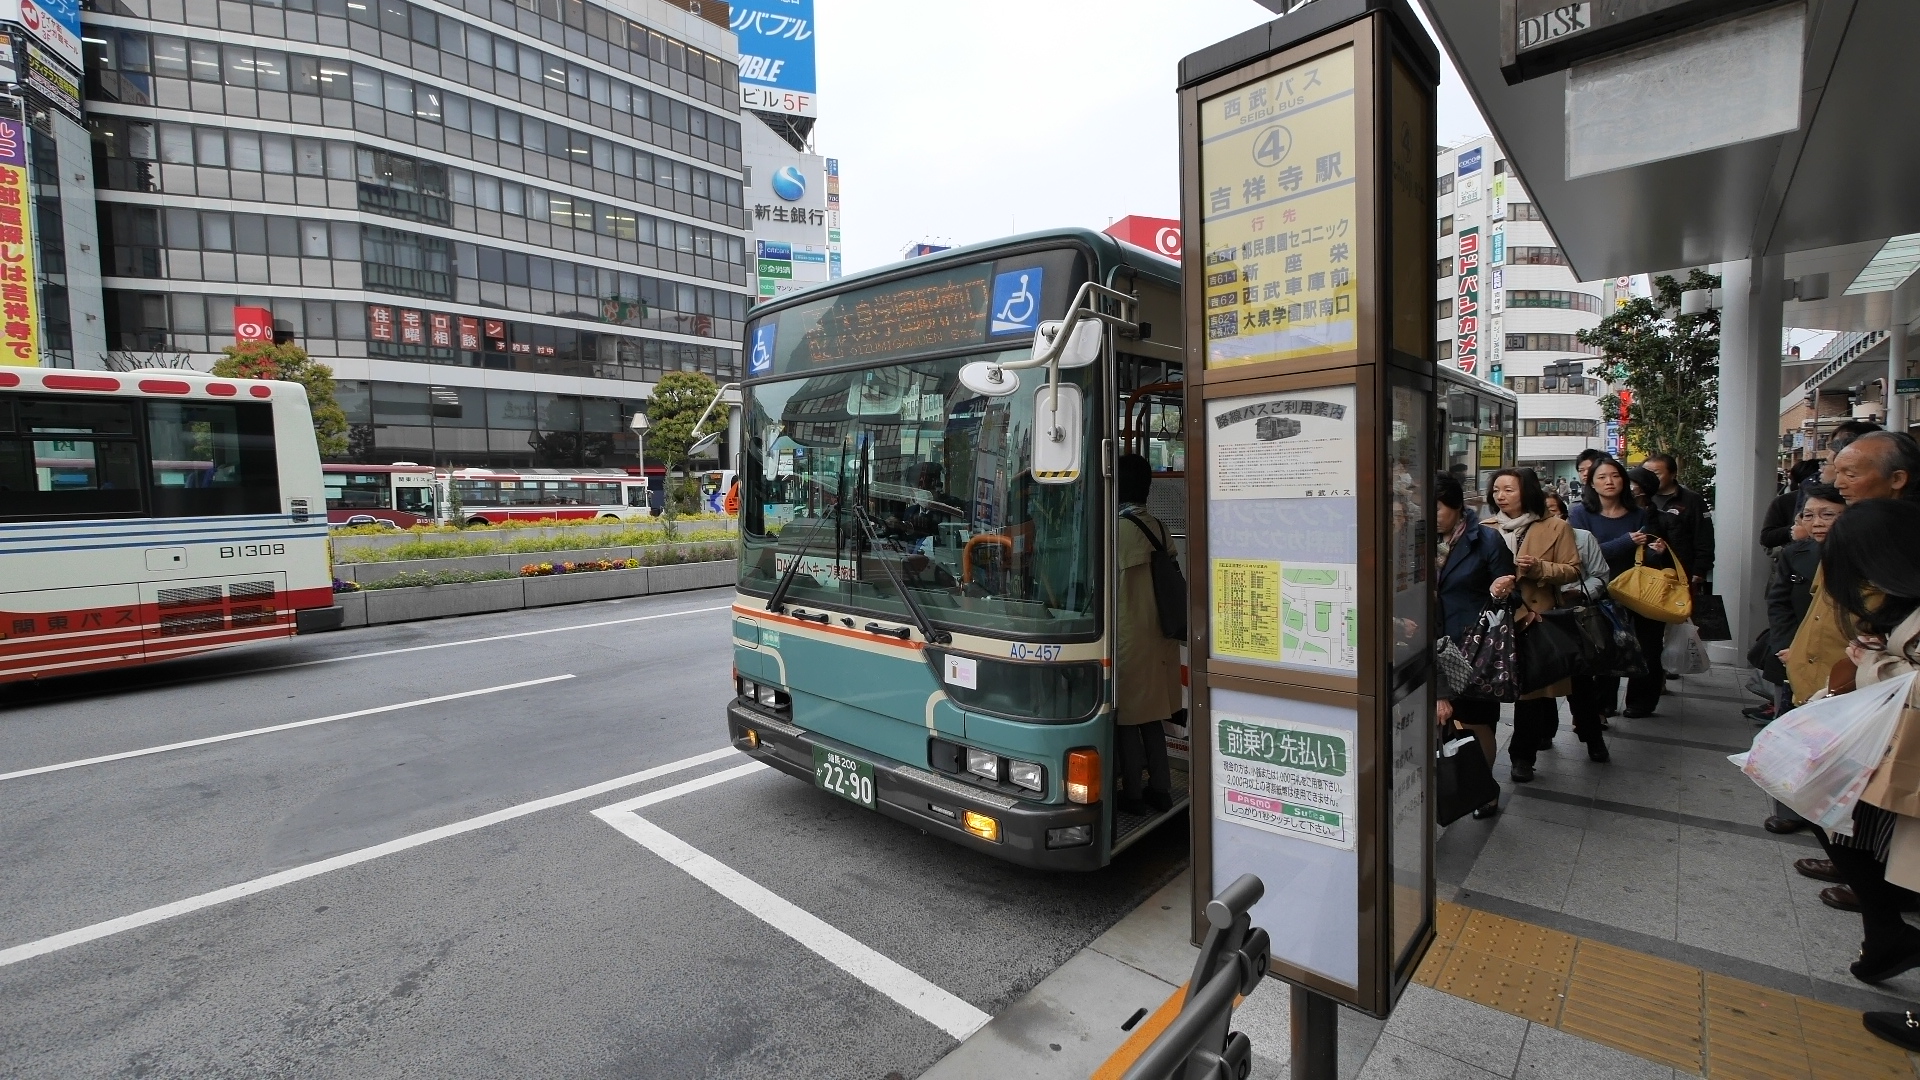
xmin=1178 ymin=0 xmax=1440 ymax=1018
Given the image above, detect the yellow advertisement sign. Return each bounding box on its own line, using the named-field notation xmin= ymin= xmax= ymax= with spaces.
xmin=1478 ymin=433 xmax=1504 ymax=468
xmin=0 ymin=155 xmax=36 ymax=366
xmin=1198 ymin=46 xmax=1357 ymax=369
xmin=1212 ymin=558 xmax=1283 ymax=662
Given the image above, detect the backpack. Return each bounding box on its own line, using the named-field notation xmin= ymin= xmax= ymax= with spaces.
xmin=1122 ymin=509 xmax=1188 ymax=640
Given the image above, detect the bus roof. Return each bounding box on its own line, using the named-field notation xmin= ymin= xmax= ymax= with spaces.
xmin=747 ymin=226 xmax=1180 ymax=323
xmin=0 ymin=367 xmax=297 ymax=401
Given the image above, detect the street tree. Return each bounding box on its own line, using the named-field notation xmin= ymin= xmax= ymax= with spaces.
xmin=209 ymin=341 xmax=350 ymax=457
xmin=644 ymin=371 xmax=724 ymax=512
xmin=1578 ymin=268 xmax=1722 ymax=494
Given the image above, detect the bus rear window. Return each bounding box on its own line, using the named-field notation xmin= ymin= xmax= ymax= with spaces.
xmin=0 ymin=395 xmax=144 ymax=521
xmin=146 ymin=401 xmax=280 ymax=517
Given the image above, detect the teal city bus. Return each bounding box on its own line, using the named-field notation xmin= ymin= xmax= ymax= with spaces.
xmin=726 ymin=229 xmax=1191 ymax=870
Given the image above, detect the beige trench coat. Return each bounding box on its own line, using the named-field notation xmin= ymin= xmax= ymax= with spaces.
xmin=1116 ymin=507 xmax=1183 ymax=726
xmin=1485 ymin=515 xmax=1581 ymax=700
xmin=1859 ymin=607 xmax=1920 ymax=818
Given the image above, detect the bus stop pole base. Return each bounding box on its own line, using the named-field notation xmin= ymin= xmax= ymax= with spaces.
xmin=1290 ymin=985 xmax=1337 ymax=1080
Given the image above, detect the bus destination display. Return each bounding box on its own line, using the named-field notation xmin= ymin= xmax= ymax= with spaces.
xmin=748 ymin=264 xmax=993 ymax=379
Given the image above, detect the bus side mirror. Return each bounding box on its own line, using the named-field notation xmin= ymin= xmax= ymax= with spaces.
xmin=1035 ymin=319 xmax=1102 ymax=369
xmin=1031 ymin=384 xmax=1084 ymax=485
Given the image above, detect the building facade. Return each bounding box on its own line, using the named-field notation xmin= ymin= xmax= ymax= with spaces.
xmin=1436 ymin=135 xmax=1609 ymax=483
xmin=80 ymin=0 xmax=751 ymax=469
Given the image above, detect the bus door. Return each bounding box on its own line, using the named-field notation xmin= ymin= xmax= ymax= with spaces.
xmin=394 ymin=475 xmax=436 ymax=522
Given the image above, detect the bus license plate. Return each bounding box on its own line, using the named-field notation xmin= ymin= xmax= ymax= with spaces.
xmin=813 ymin=746 xmax=875 ymax=809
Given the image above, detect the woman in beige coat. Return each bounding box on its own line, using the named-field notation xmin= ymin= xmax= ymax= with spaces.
xmin=1115 ymin=455 xmax=1182 ymax=815
xmin=1484 ymin=468 xmax=1581 ymax=783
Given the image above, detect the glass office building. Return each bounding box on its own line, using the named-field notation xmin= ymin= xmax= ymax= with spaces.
xmin=81 ymin=0 xmax=750 ymax=467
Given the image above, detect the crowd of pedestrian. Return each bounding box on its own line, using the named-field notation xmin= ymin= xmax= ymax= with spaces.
xmin=1434 ymin=421 xmax=1920 ymax=1052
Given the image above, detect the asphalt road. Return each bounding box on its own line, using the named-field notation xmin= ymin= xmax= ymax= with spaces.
xmin=0 ymin=588 xmax=1187 ymax=1078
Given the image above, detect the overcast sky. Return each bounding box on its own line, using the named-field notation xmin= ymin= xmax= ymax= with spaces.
xmin=810 ymin=0 xmax=1492 ymax=275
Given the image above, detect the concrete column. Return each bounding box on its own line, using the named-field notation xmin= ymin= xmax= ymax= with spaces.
xmin=1712 ymin=256 xmax=1786 ymax=661
xmin=1891 ymin=284 xmax=1910 ymax=430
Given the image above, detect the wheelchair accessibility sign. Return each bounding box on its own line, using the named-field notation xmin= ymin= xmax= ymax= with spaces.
xmin=989 ymin=266 xmax=1044 ymax=337
xmin=748 ymin=322 xmax=777 ymax=375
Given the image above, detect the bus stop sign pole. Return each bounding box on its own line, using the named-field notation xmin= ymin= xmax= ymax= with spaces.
xmin=1176 ymin=0 xmax=1444 ymax=1063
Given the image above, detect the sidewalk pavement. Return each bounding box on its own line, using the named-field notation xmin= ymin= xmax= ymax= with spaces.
xmin=922 ymin=666 xmax=1920 ymax=1079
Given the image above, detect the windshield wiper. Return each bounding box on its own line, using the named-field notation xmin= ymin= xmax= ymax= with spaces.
xmin=763 ymin=515 xmax=825 ymax=615
xmin=845 ymin=499 xmax=952 ymax=646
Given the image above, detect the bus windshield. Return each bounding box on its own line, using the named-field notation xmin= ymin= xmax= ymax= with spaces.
xmin=740 ymin=349 xmax=1100 ymax=640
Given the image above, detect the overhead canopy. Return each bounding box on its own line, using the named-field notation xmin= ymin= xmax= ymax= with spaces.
xmin=1411 ymin=0 xmax=1920 ymax=302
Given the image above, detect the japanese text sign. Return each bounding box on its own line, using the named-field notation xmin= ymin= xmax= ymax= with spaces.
xmin=730 ymin=0 xmax=816 ymax=117
xmin=1198 ymin=46 xmax=1358 ymax=369
xmin=1455 ymin=226 xmax=1480 ymax=374
xmin=0 ymin=119 xmax=37 ymax=368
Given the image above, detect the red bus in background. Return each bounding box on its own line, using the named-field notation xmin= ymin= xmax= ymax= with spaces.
xmin=447 ymin=467 xmax=661 ymax=525
xmin=322 ymin=464 xmax=438 ymax=527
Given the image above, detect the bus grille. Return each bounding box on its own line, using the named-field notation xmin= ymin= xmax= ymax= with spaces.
xmin=157 ymin=585 xmax=224 ymax=609
xmin=158 ymin=612 xmax=225 ymax=636
xmin=228 ymin=581 xmax=276 ymax=600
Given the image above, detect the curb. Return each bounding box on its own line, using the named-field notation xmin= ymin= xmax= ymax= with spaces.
xmin=323 ymin=560 xmax=735 ymax=629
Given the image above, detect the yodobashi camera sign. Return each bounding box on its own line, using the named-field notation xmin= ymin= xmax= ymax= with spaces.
xmin=731 ymin=0 xmax=818 ymax=117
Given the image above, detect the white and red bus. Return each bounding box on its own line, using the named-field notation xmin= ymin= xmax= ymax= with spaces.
xmin=0 ymin=367 xmax=338 ymax=685
xmin=322 ymin=463 xmax=438 ymax=528
xmin=446 ymin=467 xmax=660 ymax=525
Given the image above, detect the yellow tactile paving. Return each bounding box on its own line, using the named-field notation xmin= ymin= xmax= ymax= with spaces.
xmin=1422 ymin=902 xmax=1920 ymax=1080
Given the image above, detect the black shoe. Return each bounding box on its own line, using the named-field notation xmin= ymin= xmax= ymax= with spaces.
xmin=1743 ymin=704 xmax=1776 ymax=722
xmin=1864 ymin=1011 xmax=1920 ymax=1052
xmin=1622 ymin=708 xmax=1656 ymax=719
xmin=1511 ymin=764 xmax=1536 ymax=783
xmin=1665 ymin=673 xmax=1681 ymax=681
xmin=1795 ymin=857 xmax=1843 ymax=883
xmin=1600 ymin=718 xmax=1612 ymax=730
xmin=1823 ymin=885 xmax=1862 ymax=912
xmin=1587 ymin=738 xmax=1610 ymax=763
xmin=1471 ymin=802 xmax=1501 ymax=820
xmin=1143 ymin=789 xmax=1174 ymax=813
xmin=1853 ymin=940 xmax=1920 ymax=985
xmin=1763 ymin=816 xmax=1806 ymax=835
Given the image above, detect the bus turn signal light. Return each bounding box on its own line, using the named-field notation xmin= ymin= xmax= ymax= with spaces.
xmin=962 ymin=811 xmax=1001 ymax=843
xmin=1066 ymin=749 xmax=1100 ymax=805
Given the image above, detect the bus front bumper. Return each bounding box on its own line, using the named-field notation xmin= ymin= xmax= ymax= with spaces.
xmin=726 ymin=700 xmax=1105 ymax=871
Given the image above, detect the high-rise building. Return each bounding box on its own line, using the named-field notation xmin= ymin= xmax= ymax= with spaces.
xmin=1436 ymin=135 xmax=1608 ymax=483
xmin=81 ymin=0 xmax=752 ymax=469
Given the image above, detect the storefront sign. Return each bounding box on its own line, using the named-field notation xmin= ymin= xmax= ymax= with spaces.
xmin=1455 ymin=227 xmax=1480 ymax=374
xmin=0 ymin=117 xmax=36 ymax=366
xmin=233 ymin=306 xmax=273 ymax=343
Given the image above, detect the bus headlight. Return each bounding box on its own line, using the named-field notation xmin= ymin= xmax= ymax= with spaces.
xmin=737 ymin=676 xmax=756 ymax=699
xmin=965 ymin=747 xmax=1001 ymax=782
xmin=1007 ymin=759 xmax=1044 ymax=793
xmin=755 ymin=684 xmax=788 ymax=709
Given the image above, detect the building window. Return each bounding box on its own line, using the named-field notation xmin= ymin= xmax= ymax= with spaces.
xmin=1508 ymin=246 xmax=1569 ymax=266
xmin=1436 ymin=173 xmax=1454 ymax=196
xmin=1435 ymin=257 xmax=1454 ymax=279
xmin=1437 ymin=339 xmax=1453 ymax=361
xmin=1505 ymin=290 xmax=1601 ymax=313
xmin=1494 ymin=158 xmax=1507 ymax=175
xmin=1522 ymin=419 xmax=1598 ymax=437
xmin=1438 ymin=215 xmax=1454 ymax=237
xmin=1436 ymin=298 xmax=1454 ymax=321
xmin=1505 ymin=333 xmax=1601 ymax=356
xmin=1507 ymin=201 xmax=1545 ymax=222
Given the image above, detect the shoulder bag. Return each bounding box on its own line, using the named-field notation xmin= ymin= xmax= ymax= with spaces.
xmin=1121 ymin=509 xmax=1188 ymax=640
xmin=1457 ymin=603 xmax=1520 ymax=702
xmin=1609 ymin=545 xmax=1694 ymax=623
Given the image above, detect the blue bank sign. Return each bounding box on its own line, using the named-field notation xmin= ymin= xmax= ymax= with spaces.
xmin=731 ymin=0 xmax=817 ymax=118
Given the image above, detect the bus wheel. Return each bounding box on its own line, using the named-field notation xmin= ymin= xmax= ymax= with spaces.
xmin=600 ymin=514 xmax=620 ymax=521
xmin=466 ymin=518 xmax=489 ymax=528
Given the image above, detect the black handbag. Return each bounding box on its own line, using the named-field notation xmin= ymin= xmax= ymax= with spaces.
xmin=1540 ymin=605 xmax=1613 ymax=672
xmin=1516 ymin=608 xmax=1581 ymax=693
xmin=1457 ymin=605 xmax=1519 ymax=702
xmin=1122 ymin=509 xmax=1188 ymax=640
xmin=1436 ymin=724 xmax=1499 ymax=825
xmin=1747 ymin=629 xmax=1787 ymax=684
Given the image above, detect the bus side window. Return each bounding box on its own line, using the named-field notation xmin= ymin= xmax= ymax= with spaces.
xmin=397 ymin=485 xmax=434 ymax=514
xmin=146 ymin=401 xmax=280 ymax=517
xmin=0 ymin=394 xmax=146 ymax=522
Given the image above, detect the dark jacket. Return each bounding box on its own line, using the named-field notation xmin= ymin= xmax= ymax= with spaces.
xmin=1766 ymin=539 xmax=1821 ymax=657
xmin=1567 ymin=503 xmax=1648 ymax=581
xmin=1759 ymin=488 xmax=1801 ymax=550
xmin=1437 ymin=508 xmax=1516 ymax=641
xmin=1652 ymin=485 xmax=1715 ymax=582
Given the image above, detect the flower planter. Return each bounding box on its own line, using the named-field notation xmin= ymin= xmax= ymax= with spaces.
xmin=343 ymin=559 xmax=735 ymax=627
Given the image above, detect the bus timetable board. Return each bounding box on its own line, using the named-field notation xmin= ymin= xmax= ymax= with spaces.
xmin=1179 ymin=0 xmax=1440 ymax=1019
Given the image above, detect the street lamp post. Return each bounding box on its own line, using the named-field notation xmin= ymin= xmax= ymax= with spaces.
xmin=629 ymin=410 xmax=652 ymax=515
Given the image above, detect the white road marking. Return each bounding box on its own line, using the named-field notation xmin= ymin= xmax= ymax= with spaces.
xmin=0 ymin=746 xmax=744 ymax=969
xmin=278 ymin=603 xmax=731 ymax=671
xmin=0 ymin=675 xmax=578 ymax=783
xmin=594 ymin=766 xmax=993 ymax=1041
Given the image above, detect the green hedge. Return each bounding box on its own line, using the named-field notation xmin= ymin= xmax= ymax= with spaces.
xmin=335 ymin=529 xmax=735 ymax=564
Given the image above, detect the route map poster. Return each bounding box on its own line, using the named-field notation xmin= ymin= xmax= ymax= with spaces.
xmin=1214 ymin=712 xmax=1356 ymax=850
xmin=1198 ymin=45 xmax=1357 ymax=369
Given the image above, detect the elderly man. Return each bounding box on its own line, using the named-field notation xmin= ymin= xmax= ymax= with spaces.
xmin=1831 ymin=431 xmax=1920 ymax=503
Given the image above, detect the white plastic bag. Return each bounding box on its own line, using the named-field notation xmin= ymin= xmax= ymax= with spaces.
xmin=1662 ymin=620 xmax=1711 ymax=676
xmin=1735 ymin=671 xmax=1917 ymax=834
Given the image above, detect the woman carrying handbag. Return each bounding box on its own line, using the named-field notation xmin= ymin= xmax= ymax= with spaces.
xmin=1486 ymin=468 xmax=1582 ymax=783
xmin=1434 ymin=472 xmax=1517 ymax=819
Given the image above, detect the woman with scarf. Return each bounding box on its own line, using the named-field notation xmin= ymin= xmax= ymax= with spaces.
xmin=1485 ymin=468 xmax=1581 ymax=783
xmin=1435 ymin=471 xmax=1517 ymax=818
